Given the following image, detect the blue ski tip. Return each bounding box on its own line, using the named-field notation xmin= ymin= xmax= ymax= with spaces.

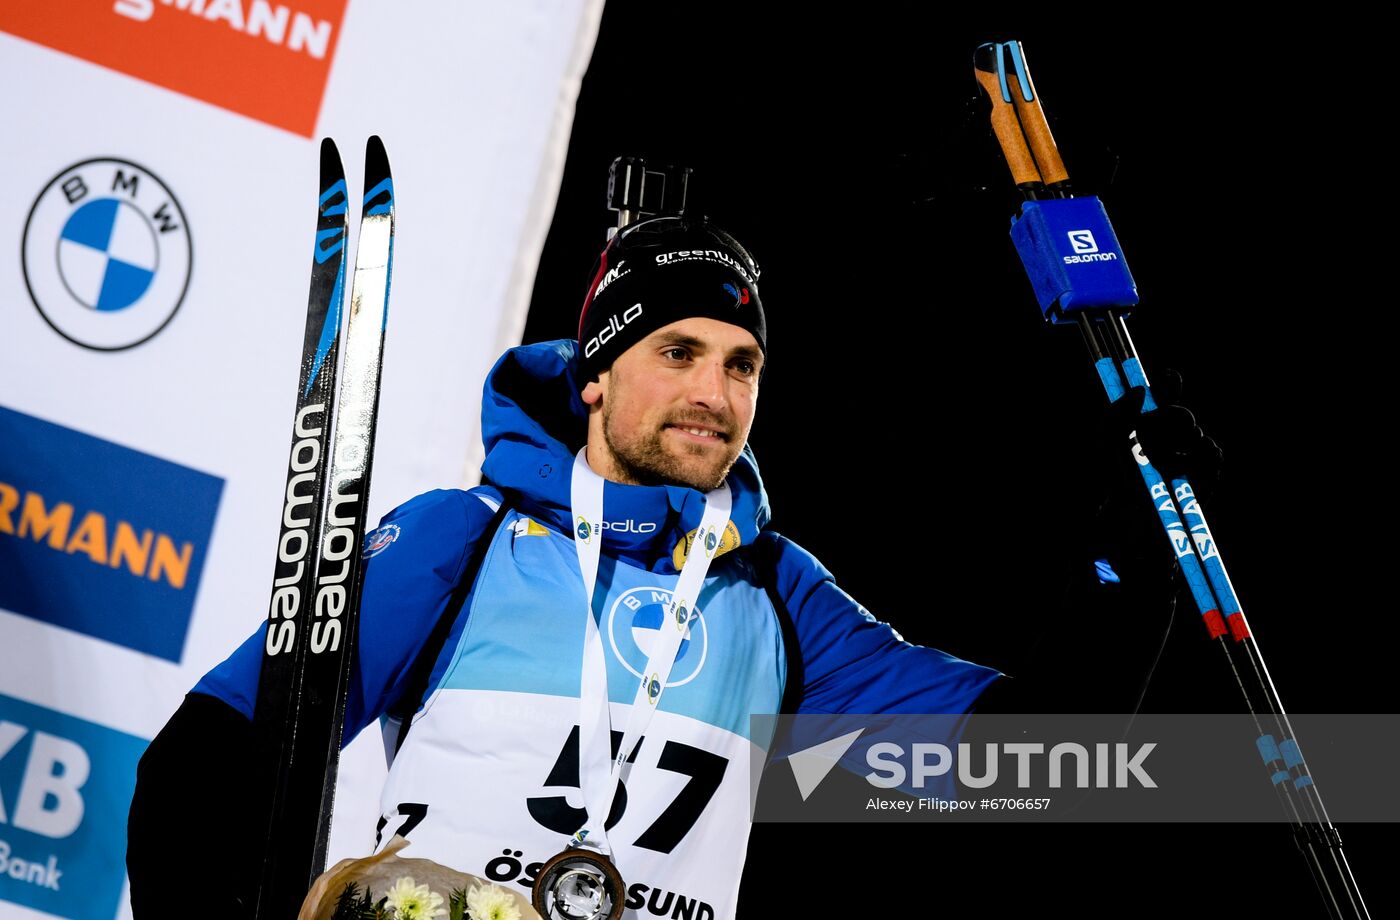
xmin=364 ymin=178 xmax=394 ymax=216
xmin=319 ymin=179 xmax=348 ymax=220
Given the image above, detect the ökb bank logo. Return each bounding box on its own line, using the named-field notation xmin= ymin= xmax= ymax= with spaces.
xmin=22 ymin=158 xmax=192 ymax=351
xmin=607 ymin=587 xmax=708 ymax=687
xmin=0 ymin=692 xmax=148 ymax=919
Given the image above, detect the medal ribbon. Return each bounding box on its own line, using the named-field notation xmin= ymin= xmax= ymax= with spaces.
xmin=569 ymin=448 xmax=731 ymax=857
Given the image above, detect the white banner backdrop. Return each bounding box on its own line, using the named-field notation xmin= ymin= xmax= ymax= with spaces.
xmin=0 ymin=2 xmax=602 ymax=916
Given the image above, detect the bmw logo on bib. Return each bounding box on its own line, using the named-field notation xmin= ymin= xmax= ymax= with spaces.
xmin=22 ymin=158 xmax=192 ymax=351
xmin=607 ymin=586 xmax=707 ymax=686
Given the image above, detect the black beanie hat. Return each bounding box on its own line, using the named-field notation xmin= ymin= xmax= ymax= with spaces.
xmin=576 ymin=216 xmax=765 ymax=383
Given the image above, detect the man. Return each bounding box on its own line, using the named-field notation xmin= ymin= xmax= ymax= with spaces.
xmin=127 ymin=216 xmax=1204 ymax=917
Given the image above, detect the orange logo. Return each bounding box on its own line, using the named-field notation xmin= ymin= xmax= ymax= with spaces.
xmin=0 ymin=0 xmax=348 ymax=137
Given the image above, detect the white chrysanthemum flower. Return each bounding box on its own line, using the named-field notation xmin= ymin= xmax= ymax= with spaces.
xmin=386 ymin=876 xmax=447 ymax=919
xmin=465 ymin=882 xmax=521 ymax=920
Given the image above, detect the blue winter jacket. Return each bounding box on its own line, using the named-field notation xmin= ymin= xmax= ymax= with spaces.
xmin=194 ymin=339 xmax=1001 ymax=737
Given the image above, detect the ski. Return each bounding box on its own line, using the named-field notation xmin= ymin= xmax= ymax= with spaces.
xmin=251 ymin=135 xmax=347 ymax=906
xmin=254 ymin=136 xmax=396 ymax=920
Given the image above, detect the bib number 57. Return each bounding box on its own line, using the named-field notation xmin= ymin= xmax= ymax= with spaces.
xmin=525 ymin=726 xmax=726 ymax=854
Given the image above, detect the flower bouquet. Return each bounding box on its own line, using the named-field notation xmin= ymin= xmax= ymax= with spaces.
xmin=297 ymin=835 xmax=541 ymax=920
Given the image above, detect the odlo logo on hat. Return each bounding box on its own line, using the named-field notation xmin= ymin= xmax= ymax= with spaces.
xmin=582 ymin=303 xmax=643 ymax=359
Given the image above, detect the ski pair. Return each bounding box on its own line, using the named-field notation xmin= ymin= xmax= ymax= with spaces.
xmin=252 ymin=136 xmax=396 ymax=920
xmin=973 ymin=41 xmax=1369 ymax=920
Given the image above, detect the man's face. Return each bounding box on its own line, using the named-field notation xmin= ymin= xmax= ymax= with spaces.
xmin=581 ymin=317 xmax=762 ymax=490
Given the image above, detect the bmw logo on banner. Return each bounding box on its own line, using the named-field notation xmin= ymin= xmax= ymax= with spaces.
xmin=22 ymin=158 xmax=192 ymax=351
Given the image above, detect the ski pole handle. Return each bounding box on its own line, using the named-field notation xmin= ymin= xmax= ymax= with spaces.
xmin=1000 ymin=40 xmax=1070 ymax=189
xmin=974 ymin=42 xmax=1045 ymax=192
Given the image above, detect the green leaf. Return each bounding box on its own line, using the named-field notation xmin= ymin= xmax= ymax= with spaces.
xmin=330 ymin=881 xmax=383 ymax=920
xmin=449 ymin=885 xmax=469 ymax=920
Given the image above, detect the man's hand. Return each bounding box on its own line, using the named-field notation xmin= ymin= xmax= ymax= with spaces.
xmin=1118 ymin=369 xmax=1223 ymax=497
xmin=1092 ymin=368 xmax=1223 ymax=579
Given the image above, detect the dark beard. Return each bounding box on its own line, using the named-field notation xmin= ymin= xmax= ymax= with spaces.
xmin=602 ymin=406 xmax=738 ymax=490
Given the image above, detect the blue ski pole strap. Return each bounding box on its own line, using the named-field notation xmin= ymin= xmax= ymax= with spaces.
xmin=1009 ymin=197 xmax=1139 ymax=320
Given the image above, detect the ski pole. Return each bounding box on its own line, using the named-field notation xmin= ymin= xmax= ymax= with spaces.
xmin=973 ymin=39 xmax=1370 ymax=920
xmin=989 ymin=44 xmax=1366 ymax=913
xmin=979 ymin=40 xmax=1367 ymax=919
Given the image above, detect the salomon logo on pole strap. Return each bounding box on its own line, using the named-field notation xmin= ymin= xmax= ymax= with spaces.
xmin=1063 ymin=227 xmax=1118 ymax=263
xmin=1067 ymin=229 xmax=1098 ymax=253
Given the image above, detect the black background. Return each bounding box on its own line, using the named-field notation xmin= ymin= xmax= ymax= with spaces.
xmin=523 ymin=5 xmax=1392 ymax=915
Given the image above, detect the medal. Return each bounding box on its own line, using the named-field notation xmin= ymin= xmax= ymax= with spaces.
xmin=532 ymin=847 xmax=626 ymax=920
xmin=552 ymin=451 xmax=730 ymax=918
